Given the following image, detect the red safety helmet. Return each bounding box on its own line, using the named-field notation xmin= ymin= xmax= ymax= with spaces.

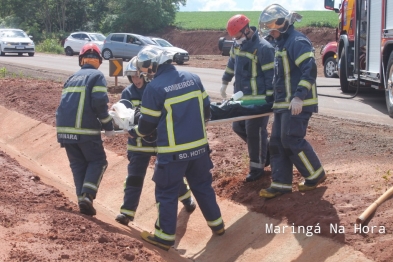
xmin=79 ymin=43 xmax=102 ymax=67
xmin=226 ymin=14 xmax=250 ymax=37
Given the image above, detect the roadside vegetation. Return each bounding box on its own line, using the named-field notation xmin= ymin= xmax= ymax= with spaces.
xmin=0 ymin=0 xmax=337 ymax=55
xmin=175 ymin=11 xmax=338 ymax=30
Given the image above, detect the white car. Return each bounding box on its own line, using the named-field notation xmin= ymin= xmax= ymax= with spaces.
xmin=0 ymin=28 xmax=35 ymax=56
xmin=149 ymin=37 xmax=189 ymax=65
xmin=63 ymin=32 xmax=106 ymax=56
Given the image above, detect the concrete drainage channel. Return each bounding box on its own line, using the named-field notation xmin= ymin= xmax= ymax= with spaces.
xmin=0 ymin=105 xmax=372 ymax=262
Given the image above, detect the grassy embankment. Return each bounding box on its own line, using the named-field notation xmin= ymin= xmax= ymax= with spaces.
xmin=175 ymin=11 xmax=338 ymax=30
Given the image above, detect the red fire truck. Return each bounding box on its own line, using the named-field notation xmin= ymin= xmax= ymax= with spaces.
xmin=324 ymin=0 xmax=393 ymax=117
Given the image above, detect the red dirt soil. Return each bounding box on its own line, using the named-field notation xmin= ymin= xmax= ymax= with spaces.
xmin=0 ymin=27 xmax=393 ymax=262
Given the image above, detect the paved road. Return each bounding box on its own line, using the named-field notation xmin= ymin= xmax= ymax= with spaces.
xmin=1 ymin=53 xmax=393 ymax=126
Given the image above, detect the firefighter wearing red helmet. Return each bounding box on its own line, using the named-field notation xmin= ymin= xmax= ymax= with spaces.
xmin=221 ymin=14 xmax=275 ymax=182
xmin=56 ymin=42 xmax=114 ymax=216
xmin=78 ymin=43 xmax=103 ymax=68
xmin=226 ymin=14 xmax=250 ymax=38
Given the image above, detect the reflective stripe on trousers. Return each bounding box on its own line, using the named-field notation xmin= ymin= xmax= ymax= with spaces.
xmin=269 ymin=110 xmax=324 ymax=185
xmin=152 ymin=153 xmax=223 ymax=245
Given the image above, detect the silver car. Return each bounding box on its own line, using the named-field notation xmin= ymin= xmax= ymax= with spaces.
xmin=0 ymin=29 xmax=35 ymax=56
xmin=149 ymin=37 xmax=189 ymax=65
xmin=101 ymin=33 xmax=158 ymax=60
xmin=63 ymin=32 xmax=106 ymax=56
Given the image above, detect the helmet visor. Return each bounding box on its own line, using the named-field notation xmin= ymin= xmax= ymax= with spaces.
xmin=136 ymin=59 xmax=158 ymax=76
xmin=258 ymin=4 xmax=302 ymax=36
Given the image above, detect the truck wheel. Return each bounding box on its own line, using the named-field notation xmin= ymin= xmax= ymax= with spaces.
xmin=384 ymin=52 xmax=393 ymax=118
xmin=339 ymin=49 xmax=352 ymax=93
xmin=324 ymin=57 xmax=337 ymax=78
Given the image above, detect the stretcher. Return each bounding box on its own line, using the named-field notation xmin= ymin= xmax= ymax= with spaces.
xmin=103 ymin=91 xmax=273 ymax=135
xmin=102 ymin=112 xmax=272 ymax=135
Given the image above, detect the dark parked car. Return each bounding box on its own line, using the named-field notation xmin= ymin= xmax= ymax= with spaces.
xmin=101 ymin=33 xmax=158 ymax=60
xmin=218 ymin=37 xmax=233 ymax=56
xmin=218 ymin=35 xmax=275 ymax=57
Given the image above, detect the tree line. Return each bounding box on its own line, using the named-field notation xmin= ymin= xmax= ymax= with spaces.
xmin=0 ymin=0 xmax=186 ymax=42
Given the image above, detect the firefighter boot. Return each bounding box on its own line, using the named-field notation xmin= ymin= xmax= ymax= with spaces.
xmin=115 ymin=213 xmax=134 ymax=226
xmin=181 ymin=197 xmax=196 ymax=213
xmin=259 ymin=187 xmax=291 ymax=199
xmin=298 ymin=174 xmax=327 ymax=192
xmin=141 ymin=231 xmax=172 ymax=251
xmin=212 ymin=222 xmax=226 ymax=236
xmin=78 ymin=193 xmax=96 ymax=216
xmin=246 ymin=168 xmax=264 ymax=182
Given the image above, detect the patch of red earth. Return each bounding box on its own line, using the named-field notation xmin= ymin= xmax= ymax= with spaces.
xmin=0 ymin=26 xmax=392 ymax=262
xmin=0 ymin=150 xmax=162 ymax=262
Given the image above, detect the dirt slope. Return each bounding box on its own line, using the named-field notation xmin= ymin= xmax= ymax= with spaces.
xmin=0 ymin=27 xmax=392 ymax=262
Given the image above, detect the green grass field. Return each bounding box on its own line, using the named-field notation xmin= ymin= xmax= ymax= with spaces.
xmin=175 ymin=11 xmax=338 ymax=30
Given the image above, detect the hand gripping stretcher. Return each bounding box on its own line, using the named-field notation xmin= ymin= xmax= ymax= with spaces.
xmin=102 ymin=91 xmax=273 ymax=135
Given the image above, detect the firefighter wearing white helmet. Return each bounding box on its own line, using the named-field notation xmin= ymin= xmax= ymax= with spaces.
xmin=258 ymin=4 xmax=326 ymax=199
xmin=136 ymin=46 xmax=173 ymax=77
xmin=115 ymin=56 xmax=196 ymax=226
xmin=129 ymin=46 xmax=224 ymax=250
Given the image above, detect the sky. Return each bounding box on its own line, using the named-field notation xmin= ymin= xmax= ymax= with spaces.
xmin=179 ymin=0 xmax=327 ymax=12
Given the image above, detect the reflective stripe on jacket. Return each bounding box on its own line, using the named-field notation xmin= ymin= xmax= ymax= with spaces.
xmin=135 ymin=64 xmax=209 ymax=162
xmin=272 ymin=26 xmax=318 ymax=112
xmin=222 ymin=26 xmax=275 ymax=101
xmin=56 ymin=64 xmax=113 ymax=143
xmin=121 ymin=83 xmax=157 ymax=155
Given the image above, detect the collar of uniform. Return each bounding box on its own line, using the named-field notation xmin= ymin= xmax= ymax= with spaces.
xmin=276 ymin=25 xmax=294 ymax=47
xmin=250 ymin=26 xmax=258 ymax=41
xmin=153 ymin=63 xmax=175 ymax=78
xmin=81 ymin=64 xmax=96 ymax=70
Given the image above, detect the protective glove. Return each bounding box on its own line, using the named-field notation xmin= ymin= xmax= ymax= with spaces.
xmin=104 ymin=130 xmax=115 ymax=137
xmin=265 ymin=94 xmax=274 ymax=104
xmin=288 ymin=97 xmax=303 ymax=115
xmin=220 ymin=83 xmax=228 ymax=99
xmin=133 ymin=107 xmax=141 ymax=125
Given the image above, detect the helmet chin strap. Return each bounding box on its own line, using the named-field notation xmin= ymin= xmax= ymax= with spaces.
xmin=243 ymin=27 xmax=252 ymax=40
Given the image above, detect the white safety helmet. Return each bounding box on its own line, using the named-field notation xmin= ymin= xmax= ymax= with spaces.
xmin=124 ymin=56 xmax=149 ymax=83
xmin=124 ymin=57 xmax=138 ymax=83
xmin=258 ymin=4 xmax=302 ymax=37
xmin=136 ymin=46 xmax=173 ymax=77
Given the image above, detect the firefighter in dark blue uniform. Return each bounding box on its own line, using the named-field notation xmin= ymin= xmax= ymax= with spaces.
xmin=221 ymin=14 xmax=275 ymax=182
xmin=115 ymin=57 xmax=196 ymax=226
xmin=127 ymin=46 xmax=224 ymax=251
xmin=258 ymin=4 xmax=326 ymax=199
xmin=56 ymin=43 xmax=114 ymax=215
